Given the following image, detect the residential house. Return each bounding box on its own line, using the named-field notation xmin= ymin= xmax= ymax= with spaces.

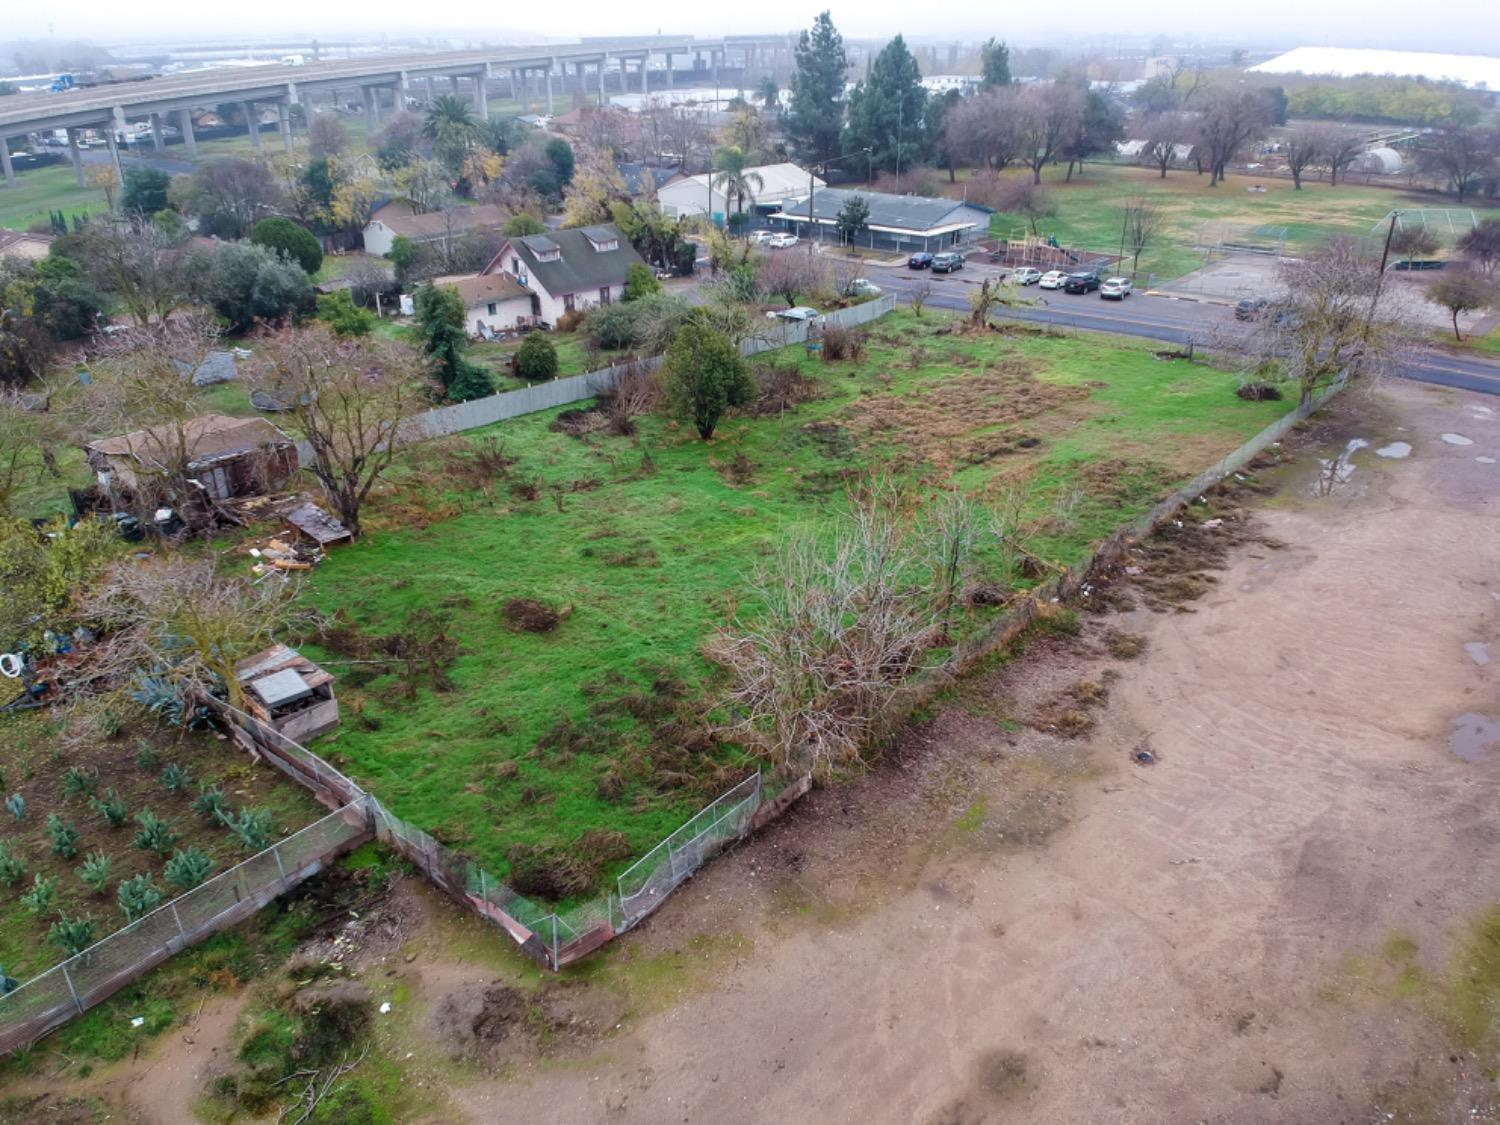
xmin=86 ymin=414 xmax=298 ymax=503
xmin=480 ymin=224 xmax=646 ymax=327
xmin=767 ymin=187 xmax=993 ymax=253
xmin=433 ymin=271 xmax=536 ymax=337
xmin=362 ymin=201 xmax=508 ymax=257
xmin=656 ymin=162 xmax=823 ymax=225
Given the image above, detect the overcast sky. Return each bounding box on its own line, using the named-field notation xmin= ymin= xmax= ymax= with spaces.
xmin=5 ymin=1 xmax=1499 ymax=56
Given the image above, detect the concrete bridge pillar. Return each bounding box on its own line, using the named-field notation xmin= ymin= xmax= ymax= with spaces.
xmin=665 ymin=51 xmax=674 ymax=88
xmin=516 ymin=69 xmax=529 ymax=113
xmin=176 ymin=109 xmax=197 ymax=159
xmin=640 ymin=54 xmax=649 ymax=95
xmin=150 ymin=112 xmax=164 ymax=153
xmin=1 ymin=139 xmax=16 ymax=187
xmin=108 ymin=106 xmax=126 ymax=182
xmin=242 ymin=101 xmax=261 ymax=148
xmin=599 ymin=56 xmax=608 ymax=102
xmin=545 ymin=62 xmax=554 ymax=116
xmin=277 ymin=101 xmax=293 ymax=155
xmin=474 ymin=73 xmax=488 ymax=120
xmin=364 ymin=87 xmax=381 ymax=132
xmin=66 ymin=127 xmax=84 ymax=186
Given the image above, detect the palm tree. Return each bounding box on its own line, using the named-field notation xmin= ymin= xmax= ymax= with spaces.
xmin=756 ymin=76 xmax=780 ymax=114
xmin=711 ymin=146 xmax=764 ymax=235
xmin=423 ymin=94 xmax=478 ymax=178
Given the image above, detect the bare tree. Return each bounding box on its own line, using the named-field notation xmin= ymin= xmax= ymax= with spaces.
xmin=1141 ymin=111 xmax=1197 ymax=178
xmin=707 ymin=477 xmax=940 ymax=777
xmin=908 ymin=279 xmax=933 ymax=317
xmin=172 ymin=156 xmax=285 ymax=239
xmin=252 ymin=325 xmax=430 ymax=537
xmin=81 ymin=553 xmax=296 ymax=708
xmin=942 ymin=89 xmax=1023 ymax=172
xmin=756 ymin=251 xmax=829 ymax=308
xmin=1428 ymin=268 xmax=1492 ymax=342
xmin=308 ymin=111 xmax=348 ymax=158
xmin=1196 ymin=90 xmax=1268 ymax=186
xmin=1458 ymin=219 xmax=1500 ymax=276
xmin=1282 ymin=124 xmax=1323 ymax=190
xmin=1419 ymin=126 xmax=1499 ymax=203
xmin=1238 ymin=240 xmax=1414 ymax=405
xmin=1310 ymin=125 xmax=1365 ymax=188
xmin=75 ymin=217 xmax=194 ymax=327
xmin=1120 ymin=197 xmax=1164 ymax=277
xmin=989 ymin=178 xmax=1055 ymax=236
xmin=1015 ymin=84 xmax=1086 ymax=185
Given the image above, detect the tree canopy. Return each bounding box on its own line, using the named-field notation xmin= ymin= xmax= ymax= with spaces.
xmin=843 ymin=35 xmax=927 ymax=175
xmin=979 ymin=39 xmax=1011 ymax=89
xmin=250 ymin=217 xmax=323 ymax=275
xmin=785 ymin=12 xmax=848 ymax=166
xmin=663 ymin=323 xmax=754 ymax=440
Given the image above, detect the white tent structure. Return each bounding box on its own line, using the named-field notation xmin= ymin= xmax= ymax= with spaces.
xmin=1249 ymin=47 xmax=1500 ymax=90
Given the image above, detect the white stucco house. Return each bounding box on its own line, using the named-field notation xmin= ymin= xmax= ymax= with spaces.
xmin=432 ymin=272 xmax=537 ymax=337
xmin=479 ymin=224 xmax=646 ymax=327
xmin=655 ymin=162 xmax=824 ymax=225
xmin=362 ymin=201 xmax=508 ymax=257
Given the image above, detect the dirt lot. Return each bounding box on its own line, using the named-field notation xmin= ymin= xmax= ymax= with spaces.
xmin=12 ymin=376 xmax=1500 ymax=1123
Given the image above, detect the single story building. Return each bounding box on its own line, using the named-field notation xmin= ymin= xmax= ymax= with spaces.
xmin=433 ymin=271 xmax=537 ymax=337
xmin=362 ymin=201 xmax=508 ymax=257
xmin=657 ymin=162 xmax=824 ymax=225
xmin=767 ymin=188 xmax=994 ymax=253
xmin=480 ymin=223 xmax=646 ymax=326
xmin=86 ymin=413 xmax=298 ymax=502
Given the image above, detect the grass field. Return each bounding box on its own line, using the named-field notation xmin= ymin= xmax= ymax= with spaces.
xmin=294 ymin=310 xmax=1290 ymax=895
xmin=0 ymin=164 xmax=108 ymax=232
xmin=984 ymin=163 xmax=1500 ymax=283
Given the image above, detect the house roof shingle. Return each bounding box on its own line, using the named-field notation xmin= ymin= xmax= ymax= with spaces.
xmin=770 ymin=187 xmax=992 ymax=234
xmin=367 ymin=203 xmax=508 ymax=242
xmin=488 ymin=224 xmax=646 ymax=297
xmin=88 ymin=414 xmax=292 ymax=467
xmin=433 ymin=272 xmax=531 ymax=309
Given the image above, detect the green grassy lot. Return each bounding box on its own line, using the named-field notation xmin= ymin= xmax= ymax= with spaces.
xmin=984 ymin=163 xmax=1500 ymax=283
xmin=0 ymin=164 xmax=108 ymax=232
xmin=468 ymin=331 xmax=630 ymax=390
xmin=0 ymin=711 xmax=326 ymax=980
xmin=295 ymin=310 xmax=1289 ymax=893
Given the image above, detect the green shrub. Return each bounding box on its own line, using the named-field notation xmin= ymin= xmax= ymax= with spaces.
xmin=164 ymin=847 xmax=214 ymax=892
xmin=583 ymin=301 xmax=643 ymax=350
xmin=48 ymin=914 xmax=95 ymax=957
xmin=134 ymin=743 xmax=160 ymax=772
xmin=250 ymin=217 xmax=323 ymax=275
xmin=20 ymin=873 xmax=57 ymax=915
xmin=89 ymin=788 xmax=128 ymax=828
xmin=0 ymin=840 xmax=25 ymax=885
xmin=47 ymin=813 xmax=80 ymax=859
xmin=76 ymin=850 xmax=113 ymax=894
xmin=62 ymin=766 xmax=99 ymax=798
xmin=133 ymin=810 xmax=179 ymax=857
xmin=501 ymin=213 xmax=546 ymax=237
xmin=217 ymin=807 xmax=274 ymax=852
xmin=317 ymin=289 xmax=377 ymax=337
xmin=159 ymin=763 xmax=191 ymax=794
xmin=624 ymin=262 xmax=662 ymax=302
xmin=514 ymin=333 xmax=559 ymax=382
xmin=5 ymin=793 xmax=24 ymax=821
xmin=117 ymin=873 xmax=162 ymax=923
xmin=192 ymin=783 xmax=229 ymax=821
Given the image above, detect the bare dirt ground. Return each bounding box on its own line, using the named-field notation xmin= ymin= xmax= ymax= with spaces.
xmin=16 ymin=377 xmax=1500 ymax=1123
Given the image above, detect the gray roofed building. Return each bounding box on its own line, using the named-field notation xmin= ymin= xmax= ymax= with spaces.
xmin=481 ymin=223 xmax=646 ymax=325
xmin=768 ymin=188 xmax=993 ymax=252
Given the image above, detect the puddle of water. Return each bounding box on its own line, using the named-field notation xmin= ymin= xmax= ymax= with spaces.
xmin=1442 ymin=433 xmax=1475 ymax=446
xmin=1478 ymin=457 xmax=1497 ymax=465
xmin=1314 ymin=438 xmax=1369 ymax=496
xmin=1375 ymin=442 xmax=1412 ymax=459
xmin=1449 ymin=714 xmax=1500 ymax=764
xmin=1466 ymin=642 xmax=1492 ymax=666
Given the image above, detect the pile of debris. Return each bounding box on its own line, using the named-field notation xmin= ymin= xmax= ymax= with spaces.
xmin=247 ymin=535 xmax=323 ymax=575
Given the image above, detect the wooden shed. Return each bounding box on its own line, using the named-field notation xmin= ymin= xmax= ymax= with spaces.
xmin=235 ymin=644 xmax=339 ymax=743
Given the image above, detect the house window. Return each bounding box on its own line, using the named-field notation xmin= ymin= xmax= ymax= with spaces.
xmin=563 ymin=293 xmax=575 ymax=312
xmin=510 ymin=256 xmax=520 ymax=275
xmin=598 ymin=287 xmax=611 ymax=306
xmin=487 ymin=302 xmax=497 ymax=316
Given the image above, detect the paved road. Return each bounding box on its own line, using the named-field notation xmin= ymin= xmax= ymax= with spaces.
xmin=865 ymin=261 xmax=1500 ymax=397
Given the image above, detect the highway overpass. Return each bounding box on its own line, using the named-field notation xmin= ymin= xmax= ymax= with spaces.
xmin=0 ymin=36 xmax=789 ymax=188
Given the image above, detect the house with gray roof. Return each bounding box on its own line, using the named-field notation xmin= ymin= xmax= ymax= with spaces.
xmin=767 ymin=188 xmax=993 ymax=253
xmin=479 ymin=224 xmax=646 ymax=327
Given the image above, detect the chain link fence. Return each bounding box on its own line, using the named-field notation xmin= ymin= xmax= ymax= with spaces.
xmin=0 ymin=803 xmax=371 ymax=1054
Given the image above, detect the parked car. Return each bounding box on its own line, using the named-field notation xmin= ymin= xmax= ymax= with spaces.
xmin=768 ymin=233 xmax=799 ymax=249
xmin=908 ymin=252 xmax=934 ymax=270
xmin=1099 ymin=277 xmax=1132 ymax=300
xmin=1234 ymin=296 xmax=1269 ymax=321
xmin=752 ymin=230 xmax=777 ymax=246
xmin=1062 ymin=271 xmax=1101 ymax=294
xmin=766 ymin=306 xmax=823 ymax=323
xmin=931 ymin=252 xmax=965 ymax=273
xmin=1008 ymin=267 xmax=1043 ymax=286
xmin=845 ymin=278 xmax=882 ymax=297
xmin=1038 ymin=270 xmax=1067 ymax=290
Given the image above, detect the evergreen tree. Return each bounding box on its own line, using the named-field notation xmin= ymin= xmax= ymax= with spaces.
xmin=980 ymin=38 xmax=1011 ymax=89
xmin=843 ymin=35 xmax=928 ymax=174
xmin=412 ymin=282 xmax=493 ymax=401
xmin=785 ymin=12 xmax=848 ymax=166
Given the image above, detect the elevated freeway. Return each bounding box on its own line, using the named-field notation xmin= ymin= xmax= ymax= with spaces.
xmin=0 ymin=36 xmax=789 ymax=188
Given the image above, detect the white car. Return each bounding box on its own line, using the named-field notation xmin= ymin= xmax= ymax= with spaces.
xmin=1038 ymin=270 xmax=1067 ymax=290
xmin=1008 ymin=267 xmax=1043 ymax=286
xmin=768 ymin=233 xmax=800 ymax=249
xmin=766 ymin=305 xmax=822 ymax=323
xmin=752 ymin=231 xmax=777 ymax=246
xmin=846 ymin=278 xmax=882 ymax=297
xmin=1099 ymin=277 xmax=1133 ymax=300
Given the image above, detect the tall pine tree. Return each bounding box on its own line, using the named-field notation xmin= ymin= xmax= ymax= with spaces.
xmin=785 ymin=11 xmax=848 ymax=166
xmin=980 ymin=39 xmax=1011 ymax=89
xmin=843 ymin=35 xmax=928 ymax=175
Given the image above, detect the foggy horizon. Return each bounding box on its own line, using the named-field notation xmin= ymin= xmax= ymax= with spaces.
xmin=3 ymin=2 xmax=1499 ymax=60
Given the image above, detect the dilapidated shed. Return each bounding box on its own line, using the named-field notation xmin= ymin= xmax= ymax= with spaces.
xmin=86 ymin=414 xmax=298 ymax=502
xmin=235 ymin=644 xmax=340 ymax=743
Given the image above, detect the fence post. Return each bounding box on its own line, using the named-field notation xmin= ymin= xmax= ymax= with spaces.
xmin=273 ymin=844 xmax=289 ymax=889
xmin=61 ymin=963 xmax=84 ymax=1015
xmin=551 ymin=915 xmax=559 ymax=970
xmin=479 ymin=869 xmax=487 ymax=904
xmin=170 ymin=901 xmax=187 ymax=940
xmin=666 ymin=838 xmax=679 ymax=883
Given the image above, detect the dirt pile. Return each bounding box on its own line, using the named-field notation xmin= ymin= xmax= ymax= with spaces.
xmin=429 ymin=980 xmax=625 ymax=1064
